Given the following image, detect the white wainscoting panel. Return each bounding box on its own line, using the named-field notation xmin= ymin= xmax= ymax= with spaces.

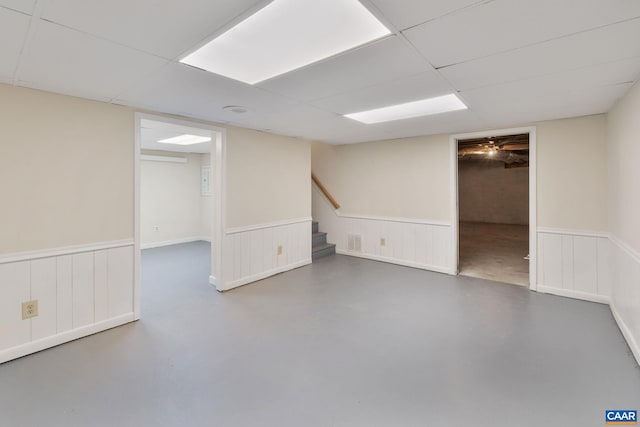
xmin=219 ymin=219 xmax=312 ymax=291
xmin=72 ymin=252 xmax=95 ymax=329
xmin=609 ymin=236 xmax=640 ymax=365
xmin=94 ymin=250 xmax=109 ymax=323
xmin=312 ymin=186 xmax=454 ymax=274
xmin=0 ymin=242 xmax=135 ymax=364
xmin=56 ymin=255 xmax=74 ymax=334
xmin=0 ymin=261 xmax=30 ymax=350
xmin=536 ymin=229 xmax=610 ymax=304
xmin=108 ymin=246 xmax=135 ymax=318
xmin=31 ymin=257 xmax=57 ymax=341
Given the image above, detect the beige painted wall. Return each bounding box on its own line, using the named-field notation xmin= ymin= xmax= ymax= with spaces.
xmin=0 ymin=83 xmax=312 ymax=254
xmin=312 ymin=114 xmax=607 ymax=231
xmin=141 ymin=152 xmax=210 ymax=245
xmin=311 ymin=134 xmax=451 ymax=221
xmin=536 ymin=115 xmax=608 ymax=231
xmin=607 ymin=81 xmax=640 ymax=367
xmin=608 ymin=82 xmax=640 ymax=251
xmin=0 ymin=84 xmax=134 ymax=254
xmin=459 ymin=160 xmax=529 ymax=225
xmin=226 ymin=127 xmax=311 ymax=228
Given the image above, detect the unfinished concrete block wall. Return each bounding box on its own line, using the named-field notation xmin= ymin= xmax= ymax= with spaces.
xmin=458 ymin=160 xmax=529 ymax=225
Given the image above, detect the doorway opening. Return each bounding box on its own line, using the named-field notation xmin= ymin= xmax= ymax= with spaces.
xmin=451 ymin=128 xmax=536 ymax=289
xmin=134 ymin=114 xmax=225 ymax=318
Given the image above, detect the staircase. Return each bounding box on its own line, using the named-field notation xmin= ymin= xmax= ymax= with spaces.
xmin=312 ymin=221 xmax=336 ymax=260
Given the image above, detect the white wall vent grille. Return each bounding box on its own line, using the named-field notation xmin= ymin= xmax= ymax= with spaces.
xmin=347 ymin=234 xmax=362 ymax=252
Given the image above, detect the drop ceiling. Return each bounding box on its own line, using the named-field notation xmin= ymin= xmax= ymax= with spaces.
xmin=1 ymin=0 xmax=639 ymax=144
xmin=140 ymin=119 xmax=211 ymax=154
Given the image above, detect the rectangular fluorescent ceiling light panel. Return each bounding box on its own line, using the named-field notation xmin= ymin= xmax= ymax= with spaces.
xmin=180 ymin=0 xmax=391 ymax=84
xmin=345 ymin=94 xmax=468 ymax=124
xmin=158 ymin=134 xmax=211 ymax=145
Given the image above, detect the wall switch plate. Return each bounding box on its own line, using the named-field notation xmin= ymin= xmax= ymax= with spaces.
xmin=22 ymin=300 xmax=38 ymax=320
xmin=277 ymin=245 xmax=283 ymax=255
xmin=380 ymin=238 xmax=386 ymax=246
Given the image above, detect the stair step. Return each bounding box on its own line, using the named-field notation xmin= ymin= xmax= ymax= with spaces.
xmin=312 ymin=221 xmax=319 ymax=233
xmin=312 ymin=243 xmax=336 ymax=260
xmin=312 ymin=231 xmax=327 ymax=247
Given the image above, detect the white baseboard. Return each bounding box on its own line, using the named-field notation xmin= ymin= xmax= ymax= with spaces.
xmin=141 ymin=237 xmax=210 ymax=249
xmin=610 ymin=300 xmax=640 ymax=366
xmin=0 ymin=313 xmax=135 ymax=364
xmin=536 ymin=285 xmax=610 ymax=304
xmin=220 ymin=259 xmax=312 ymax=291
xmin=336 ymin=249 xmax=455 ymax=275
xmin=209 ymin=275 xmax=217 ymax=287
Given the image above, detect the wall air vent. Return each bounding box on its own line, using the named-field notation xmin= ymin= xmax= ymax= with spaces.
xmin=347 ymin=234 xmax=362 ymax=252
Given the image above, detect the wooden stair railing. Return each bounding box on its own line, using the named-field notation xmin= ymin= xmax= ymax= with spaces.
xmin=312 ymin=173 xmax=340 ymax=210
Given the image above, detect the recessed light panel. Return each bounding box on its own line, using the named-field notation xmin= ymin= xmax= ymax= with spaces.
xmin=180 ymin=0 xmax=391 ymax=84
xmin=344 ymin=94 xmax=468 ymax=124
xmin=158 ymin=135 xmax=211 ymax=145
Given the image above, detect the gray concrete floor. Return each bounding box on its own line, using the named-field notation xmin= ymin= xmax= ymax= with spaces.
xmin=1 ymin=242 xmax=639 ymax=427
xmin=459 ymin=221 xmax=530 ymax=286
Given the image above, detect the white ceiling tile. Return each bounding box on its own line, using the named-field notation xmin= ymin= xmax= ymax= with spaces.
xmin=315 ymin=125 xmax=395 ymax=144
xmin=461 ymin=61 xmax=639 ymax=125
xmin=0 ymin=7 xmax=29 ymax=80
xmin=306 ymin=108 xmax=484 ymax=144
xmin=18 ymin=21 xmax=168 ymax=102
xmin=440 ymin=18 xmax=640 ymax=91
xmin=482 ymin=83 xmax=632 ymax=128
xmin=368 ymin=0 xmax=482 ymax=30
xmin=39 ymin=0 xmax=264 ymax=59
xmin=311 ymin=69 xmax=454 ymax=114
xmin=243 ymin=104 xmax=359 ymax=139
xmin=0 ymin=1 xmax=36 ymax=15
xmin=141 ymin=120 xmax=211 ymax=154
xmin=1 ymin=1 xmax=638 ymax=144
xmin=405 ymin=0 xmax=640 ymax=67
xmin=257 ymin=36 xmax=430 ymax=101
xmin=362 ymin=108 xmax=485 ymax=141
xmin=115 ymin=63 xmax=297 ymax=124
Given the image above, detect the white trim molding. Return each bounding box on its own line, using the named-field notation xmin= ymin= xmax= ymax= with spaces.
xmin=451 ymin=126 xmax=538 ymax=290
xmin=610 ymin=300 xmax=640 ymax=367
xmin=0 ymin=313 xmax=135 ymax=364
xmin=335 ymin=211 xmax=450 ymax=227
xmin=610 ymin=234 xmax=640 ymax=264
xmin=141 ymin=237 xmax=210 ymax=250
xmin=336 ymin=249 xmax=454 ymax=275
xmin=536 ymin=285 xmax=610 ymax=305
xmin=0 ymin=239 xmax=134 ymax=265
xmin=226 ymin=217 xmax=313 ymax=235
xmin=537 ymin=227 xmax=609 ymax=239
xmin=220 ymin=259 xmax=312 ymax=292
xmin=134 ymin=112 xmax=227 ymax=301
xmin=140 ymin=154 xmax=187 ymax=163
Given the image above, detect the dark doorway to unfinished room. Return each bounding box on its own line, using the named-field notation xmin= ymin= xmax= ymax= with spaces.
xmin=457 ymin=134 xmax=530 ymax=286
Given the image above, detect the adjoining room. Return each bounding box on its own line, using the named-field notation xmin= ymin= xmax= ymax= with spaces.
xmin=457 ymin=133 xmax=531 ymax=286
xmin=140 ymin=119 xmax=213 ymax=251
xmin=137 ymin=117 xmax=222 ymax=306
